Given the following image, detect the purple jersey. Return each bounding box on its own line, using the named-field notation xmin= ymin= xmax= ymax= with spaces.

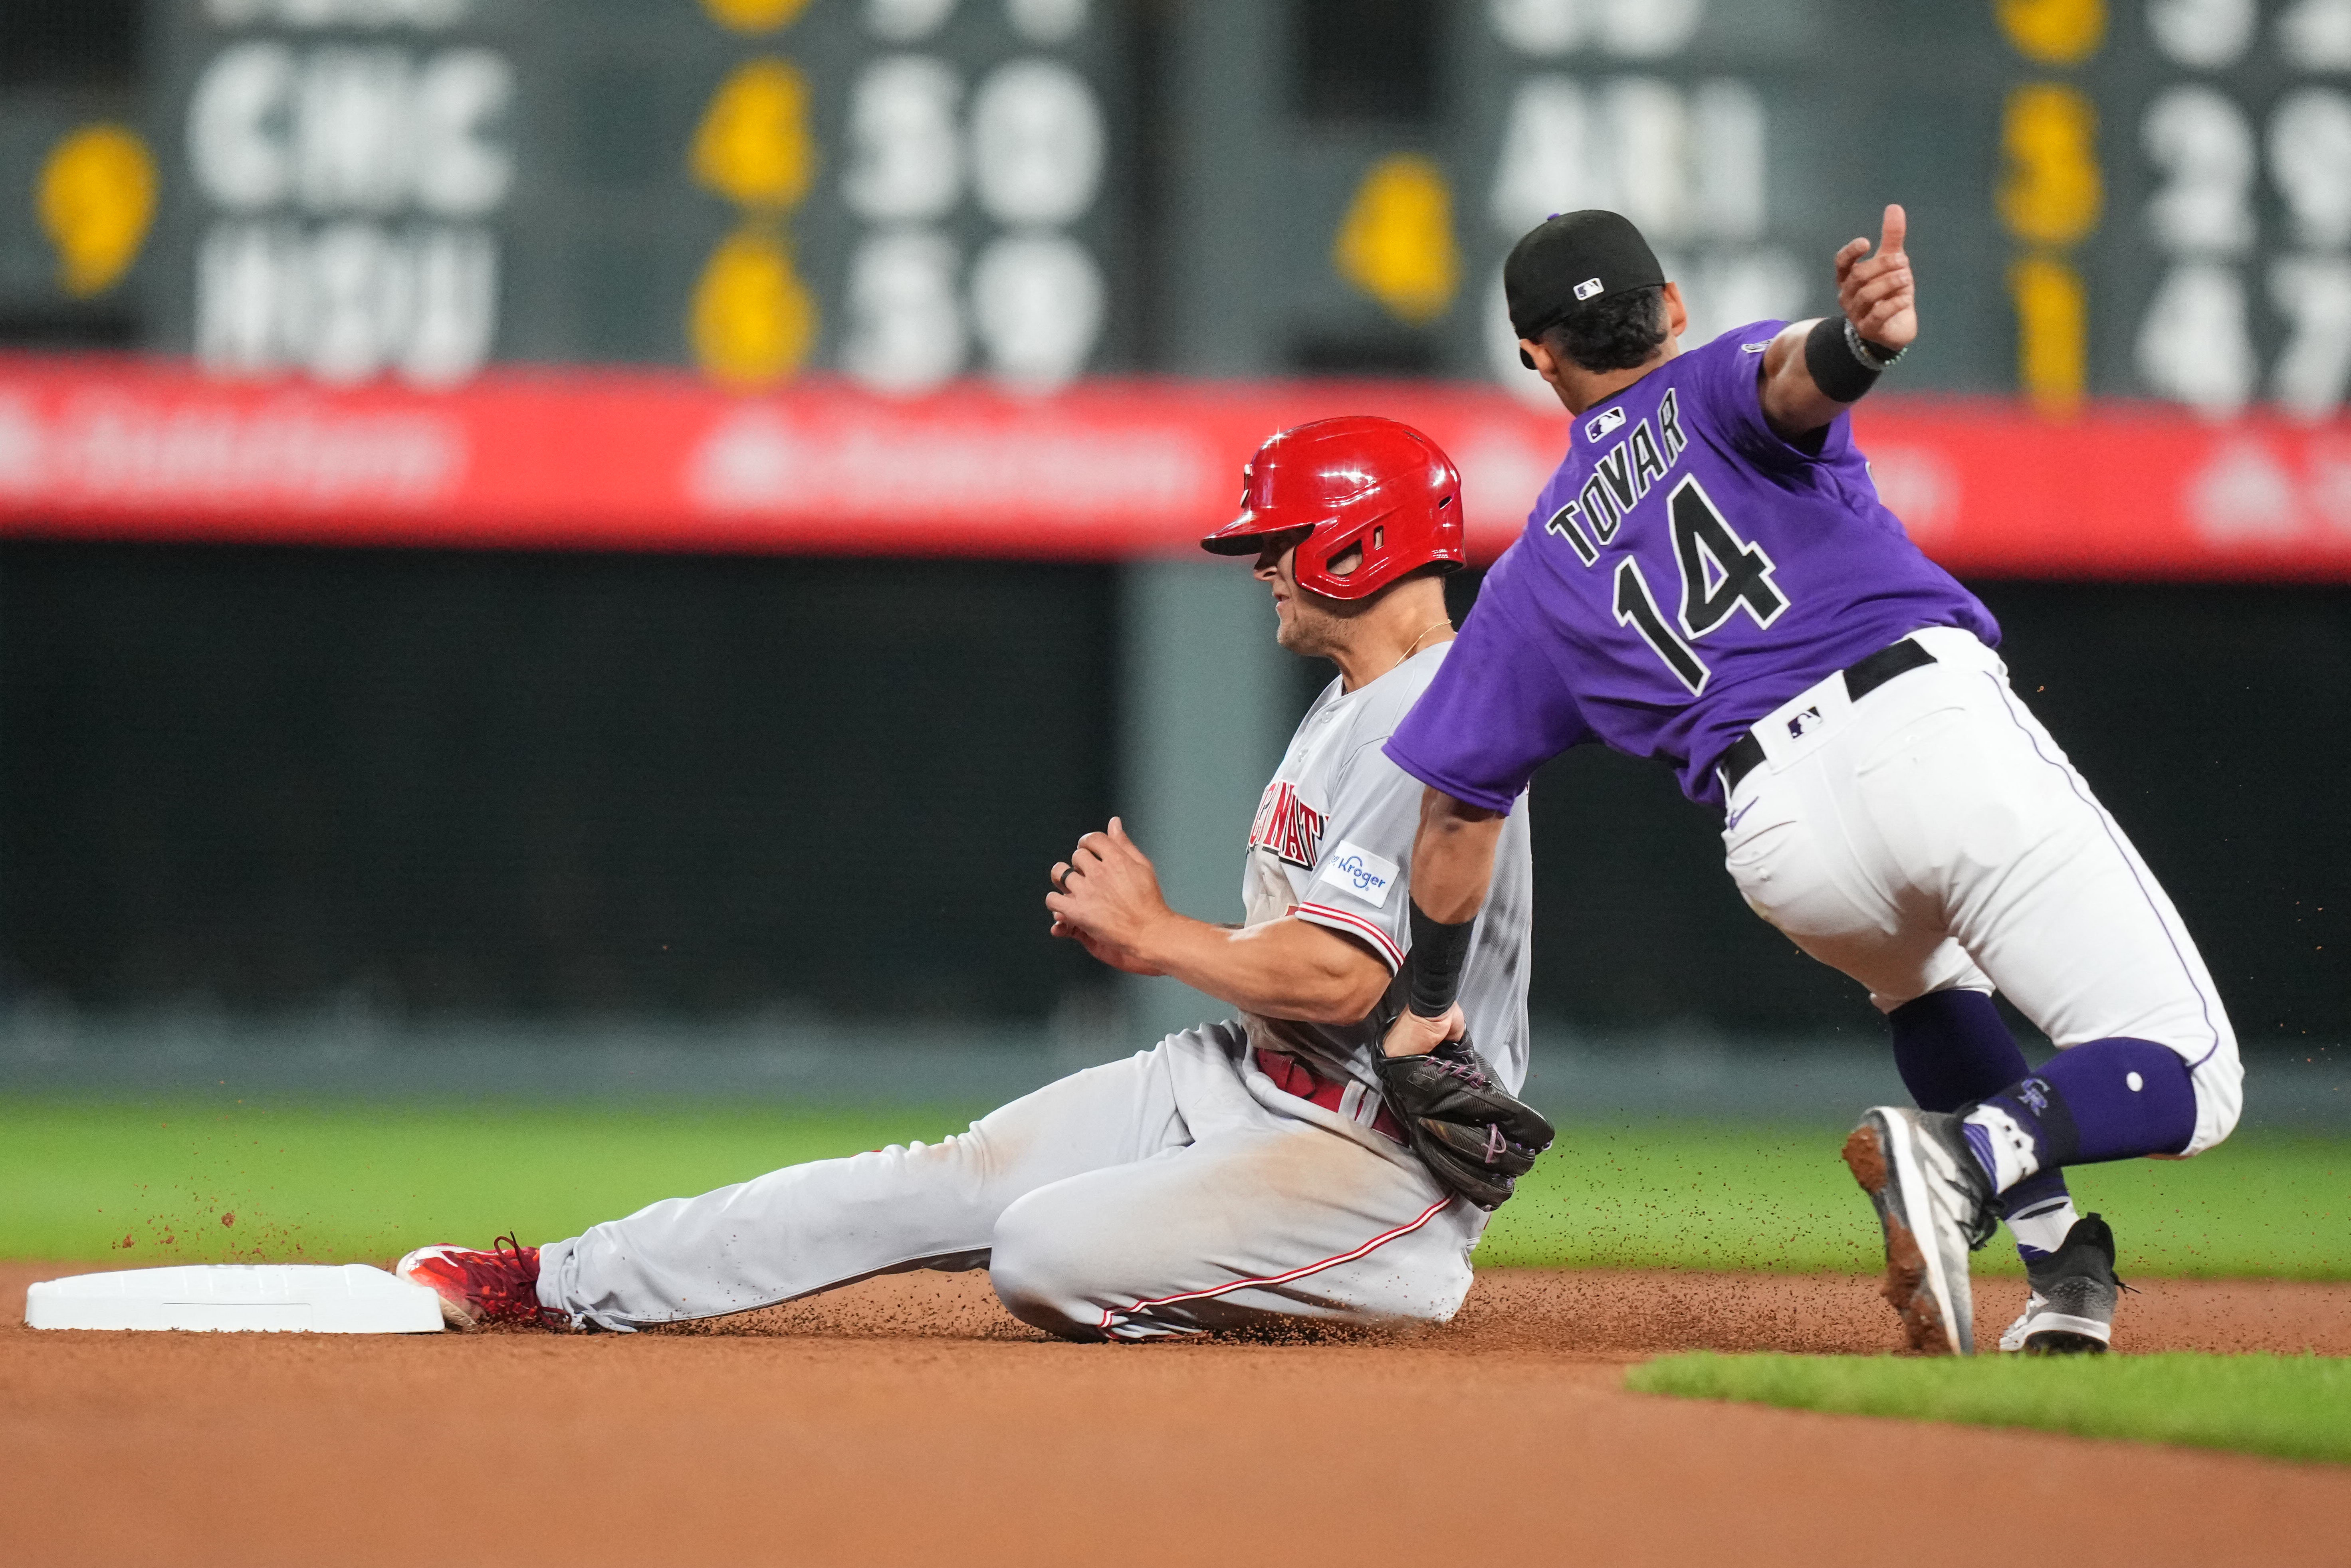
xmin=1386 ymin=322 xmax=1999 ymax=810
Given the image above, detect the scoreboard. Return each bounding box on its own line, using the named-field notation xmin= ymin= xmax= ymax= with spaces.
xmin=22 ymin=0 xmax=2310 ymax=419
xmin=6 ymin=0 xmax=2346 ymax=410
xmin=147 ymin=0 xmax=1132 ymax=392
xmin=1153 ymin=0 xmax=2351 ymax=416
xmin=1 ymin=0 xmax=2348 ymax=575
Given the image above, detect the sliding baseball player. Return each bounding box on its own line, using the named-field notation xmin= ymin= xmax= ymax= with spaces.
xmin=396 ymin=417 xmax=1551 ymax=1338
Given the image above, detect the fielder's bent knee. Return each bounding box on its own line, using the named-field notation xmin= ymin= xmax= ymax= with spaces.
xmin=2185 ymin=1038 xmax=2244 ymax=1155
xmin=2115 ymin=1026 xmax=2243 ymax=1157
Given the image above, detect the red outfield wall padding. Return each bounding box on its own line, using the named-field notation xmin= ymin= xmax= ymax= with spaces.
xmin=1 ymin=352 xmax=2346 ymax=580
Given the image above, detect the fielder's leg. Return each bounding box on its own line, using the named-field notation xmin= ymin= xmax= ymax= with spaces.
xmin=1724 ymin=628 xmax=2242 ymax=1158
xmin=1721 ymin=731 xmax=2080 ymax=1269
xmin=1889 ymin=645 xmax=2242 ymax=1169
xmin=1847 ymin=634 xmax=2240 ymax=1351
xmin=1721 ymin=628 xmax=2240 ymax=1351
xmin=1887 ymin=987 xmax=2081 ymax=1260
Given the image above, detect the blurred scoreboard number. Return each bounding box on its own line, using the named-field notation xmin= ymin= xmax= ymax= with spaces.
xmin=153 ymin=0 xmax=1126 ymax=393
xmin=1471 ymin=0 xmax=2351 ymax=420
xmin=2120 ymin=0 xmax=2351 ymax=418
xmin=1470 ymin=0 xmax=1796 ymax=406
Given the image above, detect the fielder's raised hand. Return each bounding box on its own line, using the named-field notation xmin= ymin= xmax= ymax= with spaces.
xmin=1835 ymin=203 xmax=1916 ymax=352
xmin=1760 ymin=201 xmax=1917 ymax=437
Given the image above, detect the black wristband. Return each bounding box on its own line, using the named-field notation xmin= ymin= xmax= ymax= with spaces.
xmin=1405 ymin=902 xmax=1476 ymax=1018
xmin=1803 ymin=315 xmax=1881 ymax=403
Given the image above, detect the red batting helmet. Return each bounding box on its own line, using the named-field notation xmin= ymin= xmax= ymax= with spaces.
xmin=1199 ymin=416 xmax=1465 ymax=601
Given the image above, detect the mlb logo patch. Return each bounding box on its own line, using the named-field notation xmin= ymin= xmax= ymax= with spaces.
xmin=1787 ymin=705 xmax=1824 ymax=740
xmin=1584 ymin=407 xmax=1626 ymax=441
xmin=1573 ymin=277 xmax=1605 ymax=301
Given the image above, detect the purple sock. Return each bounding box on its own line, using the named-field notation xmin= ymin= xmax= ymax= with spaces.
xmin=1888 ymin=991 xmax=2075 ymax=1251
xmin=1888 ymin=990 xmax=2030 ymax=1111
xmin=1962 ymin=1038 xmax=2198 ymax=1191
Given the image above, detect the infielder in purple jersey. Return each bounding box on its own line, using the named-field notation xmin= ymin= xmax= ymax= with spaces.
xmin=1377 ymin=207 xmax=2243 ymax=1356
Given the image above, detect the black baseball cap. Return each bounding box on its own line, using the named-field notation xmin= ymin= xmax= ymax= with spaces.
xmin=1504 ymin=210 xmax=1667 ymax=344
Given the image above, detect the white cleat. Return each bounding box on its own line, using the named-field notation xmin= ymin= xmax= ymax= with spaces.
xmin=1843 ymin=1107 xmax=1997 ymax=1356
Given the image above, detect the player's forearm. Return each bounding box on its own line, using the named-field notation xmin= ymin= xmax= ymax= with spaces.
xmin=1134 ymin=913 xmax=1388 ymax=1025
xmin=1405 ymin=788 xmax=1506 ymax=923
xmin=1759 ymin=320 xmax=1847 ymax=437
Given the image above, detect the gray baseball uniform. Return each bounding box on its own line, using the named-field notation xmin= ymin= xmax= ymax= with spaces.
xmin=534 ymin=642 xmax=1536 ymax=1340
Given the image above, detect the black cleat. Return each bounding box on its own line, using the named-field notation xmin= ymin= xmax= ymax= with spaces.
xmin=1999 ymin=1212 xmax=2123 ymax=1355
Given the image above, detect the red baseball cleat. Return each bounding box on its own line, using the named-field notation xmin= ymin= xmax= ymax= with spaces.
xmin=393 ymin=1235 xmax=552 ymax=1330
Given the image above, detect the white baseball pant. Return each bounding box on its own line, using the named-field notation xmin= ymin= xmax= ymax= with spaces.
xmin=1719 ymin=625 xmax=2242 ymax=1155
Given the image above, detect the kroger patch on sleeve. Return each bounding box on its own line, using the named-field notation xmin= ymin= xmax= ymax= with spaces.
xmin=1316 ymin=841 xmax=1400 ymax=908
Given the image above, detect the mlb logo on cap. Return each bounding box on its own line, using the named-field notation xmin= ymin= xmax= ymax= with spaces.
xmin=1503 ymin=211 xmax=1667 ymax=343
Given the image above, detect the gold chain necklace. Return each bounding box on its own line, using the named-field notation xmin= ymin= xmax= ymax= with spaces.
xmin=1399 ymin=618 xmax=1454 ymax=661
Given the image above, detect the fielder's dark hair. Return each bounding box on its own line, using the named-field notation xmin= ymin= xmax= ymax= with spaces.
xmin=1540 ymin=284 xmax=1668 ymax=373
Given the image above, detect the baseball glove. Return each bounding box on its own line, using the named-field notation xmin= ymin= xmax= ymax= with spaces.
xmin=1373 ymin=1037 xmax=1556 ymax=1210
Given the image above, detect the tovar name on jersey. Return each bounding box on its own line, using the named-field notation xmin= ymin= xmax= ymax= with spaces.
xmin=1541 ymin=387 xmax=1689 ymax=566
xmin=1249 ymin=778 xmax=1326 ymax=871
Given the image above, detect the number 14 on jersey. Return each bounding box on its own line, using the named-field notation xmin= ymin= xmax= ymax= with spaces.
xmin=1612 ymin=475 xmax=1788 ymax=695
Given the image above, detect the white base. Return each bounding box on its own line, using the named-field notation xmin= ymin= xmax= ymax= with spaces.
xmin=25 ymin=1263 xmax=445 ymax=1333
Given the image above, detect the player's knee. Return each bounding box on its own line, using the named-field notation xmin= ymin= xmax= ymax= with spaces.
xmin=987 ymin=1190 xmax=1108 ymax=1342
xmin=2145 ymin=1027 xmax=2243 ymax=1157
xmin=2188 ymin=1045 xmax=2245 ymax=1154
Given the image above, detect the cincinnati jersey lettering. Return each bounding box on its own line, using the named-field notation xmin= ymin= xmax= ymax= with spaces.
xmin=1248 ymin=778 xmax=1326 ymax=870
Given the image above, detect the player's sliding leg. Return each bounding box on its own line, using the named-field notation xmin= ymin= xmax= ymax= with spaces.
xmin=989 ymin=1114 xmax=1469 ymax=1341
xmin=399 ymin=1037 xmax=1197 ymax=1332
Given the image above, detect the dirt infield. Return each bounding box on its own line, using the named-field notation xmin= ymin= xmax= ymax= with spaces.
xmin=6 ymin=1262 xmax=2346 ymax=1567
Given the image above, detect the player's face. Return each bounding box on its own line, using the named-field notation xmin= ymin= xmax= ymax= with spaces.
xmin=1253 ymin=535 xmax=1350 ymax=656
xmin=1253 ymin=536 xmax=1301 ymax=639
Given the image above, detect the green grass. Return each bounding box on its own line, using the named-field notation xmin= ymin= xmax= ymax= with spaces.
xmin=1628 ymin=1352 xmax=2351 ymax=1465
xmin=0 ymin=1096 xmax=985 ymax=1265
xmin=1477 ymin=1120 xmax=2351 ymax=1278
xmin=0 ymin=1097 xmax=2343 ymax=1277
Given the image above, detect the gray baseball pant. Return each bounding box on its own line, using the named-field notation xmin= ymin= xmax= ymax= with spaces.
xmin=534 ymin=1021 xmax=1481 ymax=1340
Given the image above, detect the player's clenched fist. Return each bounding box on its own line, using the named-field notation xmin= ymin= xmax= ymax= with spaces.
xmin=1835 ymin=202 xmax=1916 ymax=350
xmin=1046 ymin=817 xmax=1171 ymax=976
